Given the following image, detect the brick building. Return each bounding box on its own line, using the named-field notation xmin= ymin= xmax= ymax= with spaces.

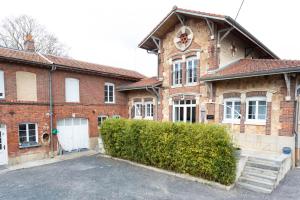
xmin=1 ymin=7 xmax=300 ymax=188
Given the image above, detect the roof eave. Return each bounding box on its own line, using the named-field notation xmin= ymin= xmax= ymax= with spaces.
xmin=117 ymin=82 xmax=162 ymax=92
xmin=200 ymin=67 xmax=300 ymax=82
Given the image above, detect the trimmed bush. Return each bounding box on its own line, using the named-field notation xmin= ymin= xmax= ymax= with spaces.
xmin=101 ymin=119 xmax=236 ymax=185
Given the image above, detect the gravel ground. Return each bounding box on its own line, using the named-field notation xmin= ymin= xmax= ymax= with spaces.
xmin=0 ymin=154 xmax=299 ymax=200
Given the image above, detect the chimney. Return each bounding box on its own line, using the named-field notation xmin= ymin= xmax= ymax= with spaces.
xmin=24 ymin=34 xmax=35 ymax=52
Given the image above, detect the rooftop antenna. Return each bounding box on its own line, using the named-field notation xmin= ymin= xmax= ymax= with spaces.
xmin=235 ymin=0 xmax=245 ymax=20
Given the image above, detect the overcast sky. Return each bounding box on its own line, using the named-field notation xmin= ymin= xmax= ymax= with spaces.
xmin=0 ymin=0 xmax=300 ymax=77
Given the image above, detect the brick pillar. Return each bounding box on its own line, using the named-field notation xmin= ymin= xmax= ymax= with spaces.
xmin=169 ymin=105 xmax=173 ymax=122
xmin=196 ymin=104 xmax=199 ymax=122
xmin=279 ymin=101 xmax=295 ymax=136
xmin=265 ymin=102 xmax=272 ymax=135
xmin=182 ymin=61 xmax=186 ymax=85
xmin=240 ymin=93 xmax=246 ymax=133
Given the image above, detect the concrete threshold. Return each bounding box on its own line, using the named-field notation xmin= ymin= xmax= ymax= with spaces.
xmin=0 ymin=150 xmax=97 ymax=175
xmin=97 ymin=154 xmax=234 ymax=191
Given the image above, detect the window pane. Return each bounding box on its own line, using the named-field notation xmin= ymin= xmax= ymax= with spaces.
xmin=248 ymin=101 xmax=256 ymax=119
xmin=19 ymin=130 xmax=26 ymax=137
xmin=234 ymin=102 xmax=241 ymax=119
xmin=186 ymin=107 xmax=191 ymax=122
xmin=29 ymin=135 xmax=36 ymax=142
xmin=28 ymin=124 xmax=35 ymax=130
xmin=175 ymin=107 xmax=179 ymax=122
xmin=225 ymin=102 xmax=232 ymax=119
xmin=191 ymin=106 xmax=196 ymax=123
xmin=179 ymin=107 xmax=184 ymax=121
xmin=29 ymin=129 xmax=36 ymax=137
xmin=19 ymin=124 xmax=26 ymax=131
xmin=258 ymin=101 xmax=267 ymax=120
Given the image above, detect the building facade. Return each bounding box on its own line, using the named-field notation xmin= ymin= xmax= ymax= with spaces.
xmin=1 ymin=7 xmax=300 ymax=170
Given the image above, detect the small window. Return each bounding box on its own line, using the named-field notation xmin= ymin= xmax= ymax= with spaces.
xmin=186 ymin=58 xmax=198 ymax=84
xmin=172 ymin=61 xmax=182 ymax=86
xmin=145 ymin=102 xmax=154 ymax=118
xmin=0 ymin=70 xmax=4 ymax=99
xmin=19 ymin=123 xmax=38 ymax=147
xmin=112 ymin=115 xmax=121 ymax=119
xmin=104 ymin=83 xmax=115 ymax=103
xmin=65 ymin=78 xmax=80 ymax=102
xmin=98 ymin=115 xmax=108 ymax=127
xmin=134 ymin=102 xmax=143 ymax=118
xmin=224 ymin=99 xmax=241 ymax=121
xmin=246 ymin=97 xmax=267 ymax=121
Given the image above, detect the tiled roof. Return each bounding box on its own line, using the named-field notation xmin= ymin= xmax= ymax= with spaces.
xmin=117 ymin=77 xmax=161 ymax=91
xmin=0 ymin=47 xmax=50 ymax=64
xmin=201 ymin=59 xmax=300 ymax=81
xmin=44 ymin=54 xmax=145 ymax=80
xmin=0 ymin=46 xmax=145 ymax=80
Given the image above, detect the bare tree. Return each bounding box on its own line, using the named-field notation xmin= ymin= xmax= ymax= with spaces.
xmin=0 ymin=15 xmax=68 ymax=56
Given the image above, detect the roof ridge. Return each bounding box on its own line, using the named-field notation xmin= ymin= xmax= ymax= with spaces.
xmin=44 ymin=54 xmax=145 ymax=76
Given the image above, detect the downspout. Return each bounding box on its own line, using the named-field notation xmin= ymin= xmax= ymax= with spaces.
xmin=295 ymin=79 xmax=299 ymax=166
xmin=49 ymin=64 xmax=56 ymax=157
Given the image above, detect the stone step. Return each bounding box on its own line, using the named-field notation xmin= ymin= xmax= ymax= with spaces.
xmin=236 ymin=182 xmax=273 ymax=194
xmin=246 ymin=161 xmax=281 ymax=171
xmin=243 ymin=170 xmax=277 ymax=181
xmin=244 ymin=166 xmax=279 ymax=177
xmin=238 ymin=176 xmax=274 ymax=190
xmin=248 ymin=157 xmax=281 ymax=166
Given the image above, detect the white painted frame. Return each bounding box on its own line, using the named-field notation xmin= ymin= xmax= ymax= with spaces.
xmin=223 ymin=98 xmax=241 ymax=123
xmin=0 ymin=124 xmax=8 ymax=165
xmin=144 ymin=101 xmax=154 ymax=120
xmin=0 ymin=70 xmax=5 ymax=99
xmin=104 ymin=82 xmax=115 ymax=104
xmin=246 ymin=96 xmax=267 ymax=124
xmin=134 ymin=102 xmax=143 ymax=119
xmin=186 ymin=57 xmax=198 ymax=85
xmin=65 ymin=78 xmax=80 ymax=103
xmin=172 ymin=60 xmax=182 ymax=86
xmin=173 ymin=100 xmax=196 ymax=123
xmin=98 ymin=115 xmax=108 ymax=127
xmin=18 ymin=123 xmax=38 ymax=146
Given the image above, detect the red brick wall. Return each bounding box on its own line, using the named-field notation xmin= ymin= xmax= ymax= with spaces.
xmin=0 ymin=62 xmax=134 ymax=159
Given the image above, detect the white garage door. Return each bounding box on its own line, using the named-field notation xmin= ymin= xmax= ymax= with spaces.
xmin=57 ymin=118 xmax=89 ymax=152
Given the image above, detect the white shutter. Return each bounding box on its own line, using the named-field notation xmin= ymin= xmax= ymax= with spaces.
xmin=0 ymin=71 xmax=4 ymax=98
xmin=65 ymin=78 xmax=80 ymax=102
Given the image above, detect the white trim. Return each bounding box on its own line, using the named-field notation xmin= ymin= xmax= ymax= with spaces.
xmin=98 ymin=115 xmax=108 ymax=127
xmin=223 ymin=98 xmax=241 ymax=122
xmin=186 ymin=57 xmax=198 ymax=85
xmin=134 ymin=102 xmax=143 ymax=119
xmin=65 ymin=78 xmax=80 ymax=103
xmin=145 ymin=101 xmax=154 ymax=119
xmin=172 ymin=60 xmax=182 ymax=86
xmin=173 ymin=99 xmax=196 ymax=123
xmin=0 ymin=70 xmax=5 ymax=99
xmin=245 ymin=96 xmax=267 ymax=123
xmin=18 ymin=123 xmax=38 ymax=146
xmin=104 ymin=82 xmax=115 ymax=104
xmin=0 ymin=124 xmax=8 ymax=165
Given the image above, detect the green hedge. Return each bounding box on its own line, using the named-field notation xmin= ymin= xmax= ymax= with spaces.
xmin=100 ymin=119 xmax=236 ymax=185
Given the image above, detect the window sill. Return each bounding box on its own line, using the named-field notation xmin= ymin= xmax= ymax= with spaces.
xmin=171 ymin=85 xmax=183 ymax=88
xmin=185 ymin=83 xmax=199 ymax=87
xmin=104 ymin=102 xmax=115 ymax=104
xmin=19 ymin=144 xmax=41 ymax=149
xmin=222 ymin=120 xmax=240 ymax=125
xmin=244 ymin=121 xmax=266 ymax=126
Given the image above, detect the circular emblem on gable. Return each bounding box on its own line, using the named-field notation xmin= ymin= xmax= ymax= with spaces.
xmin=173 ymin=26 xmax=193 ymax=51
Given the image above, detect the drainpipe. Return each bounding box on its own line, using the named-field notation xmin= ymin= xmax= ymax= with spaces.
xmin=49 ymin=64 xmax=56 ymax=158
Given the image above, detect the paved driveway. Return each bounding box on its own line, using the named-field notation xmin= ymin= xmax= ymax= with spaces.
xmin=0 ymin=155 xmax=299 ymax=200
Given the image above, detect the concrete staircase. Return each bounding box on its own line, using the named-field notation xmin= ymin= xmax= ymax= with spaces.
xmin=237 ymin=157 xmax=282 ymax=193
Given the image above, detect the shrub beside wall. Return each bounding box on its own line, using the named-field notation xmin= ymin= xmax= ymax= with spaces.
xmin=101 ymin=119 xmax=236 ymax=185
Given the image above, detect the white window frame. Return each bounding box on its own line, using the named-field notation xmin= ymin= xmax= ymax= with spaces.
xmin=65 ymin=78 xmax=80 ymax=103
xmin=186 ymin=57 xmax=198 ymax=85
xmin=172 ymin=60 xmax=182 ymax=86
xmin=98 ymin=115 xmax=108 ymax=127
xmin=0 ymin=70 xmax=5 ymax=99
xmin=18 ymin=123 xmax=38 ymax=147
xmin=145 ymin=101 xmax=154 ymax=119
xmin=223 ymin=98 xmax=241 ymax=123
xmin=246 ymin=96 xmax=267 ymax=124
xmin=104 ymin=82 xmax=115 ymax=104
xmin=173 ymin=100 xmax=196 ymax=123
xmin=134 ymin=102 xmax=143 ymax=119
